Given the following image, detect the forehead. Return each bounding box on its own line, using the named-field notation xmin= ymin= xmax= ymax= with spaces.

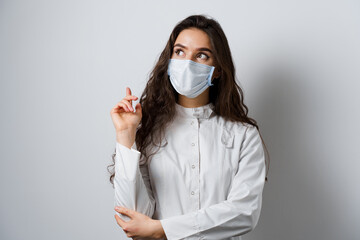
xmin=174 ymin=28 xmax=212 ymax=49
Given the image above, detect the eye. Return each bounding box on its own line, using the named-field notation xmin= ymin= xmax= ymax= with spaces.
xmin=175 ymin=49 xmax=185 ymax=57
xmin=197 ymin=53 xmax=209 ymax=60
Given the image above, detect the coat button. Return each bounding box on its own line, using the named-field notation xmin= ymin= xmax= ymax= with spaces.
xmin=192 ymin=165 xmax=195 ymax=169
xmin=191 ymin=143 xmax=195 ymax=146
xmin=191 ymin=191 xmax=195 ymax=195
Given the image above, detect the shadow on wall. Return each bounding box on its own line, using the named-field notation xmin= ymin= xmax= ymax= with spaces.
xmin=242 ymin=61 xmax=344 ymax=240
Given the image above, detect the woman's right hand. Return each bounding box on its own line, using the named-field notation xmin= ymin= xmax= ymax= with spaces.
xmin=110 ymin=87 xmax=142 ymax=148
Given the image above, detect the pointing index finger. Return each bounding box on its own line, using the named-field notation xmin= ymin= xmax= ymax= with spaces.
xmin=126 ymin=87 xmax=133 ymax=106
xmin=126 ymin=87 xmax=131 ymax=97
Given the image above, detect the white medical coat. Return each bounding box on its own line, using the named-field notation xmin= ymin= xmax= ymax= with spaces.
xmin=114 ymin=102 xmax=266 ymax=240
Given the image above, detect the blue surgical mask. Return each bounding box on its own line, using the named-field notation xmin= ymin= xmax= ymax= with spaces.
xmin=167 ymin=59 xmax=215 ymax=98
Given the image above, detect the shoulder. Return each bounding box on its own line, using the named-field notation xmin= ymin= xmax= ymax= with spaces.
xmin=210 ymin=115 xmax=261 ymax=148
xmin=211 ymin=114 xmax=258 ymax=136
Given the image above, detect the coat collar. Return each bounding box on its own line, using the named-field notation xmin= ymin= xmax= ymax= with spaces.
xmin=175 ymin=102 xmax=215 ymax=119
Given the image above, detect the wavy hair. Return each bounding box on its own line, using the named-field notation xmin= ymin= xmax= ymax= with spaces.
xmin=108 ymin=14 xmax=269 ymax=185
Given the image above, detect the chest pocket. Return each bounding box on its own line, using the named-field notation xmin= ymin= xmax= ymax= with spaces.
xmin=221 ymin=126 xmax=234 ymax=148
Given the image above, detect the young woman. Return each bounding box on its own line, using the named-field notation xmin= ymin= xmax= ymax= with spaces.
xmin=109 ymin=15 xmax=269 ymax=240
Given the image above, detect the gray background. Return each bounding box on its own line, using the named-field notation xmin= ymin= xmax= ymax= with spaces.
xmin=1 ymin=0 xmax=359 ymax=239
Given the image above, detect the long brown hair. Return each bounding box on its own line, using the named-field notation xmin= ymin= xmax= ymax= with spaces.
xmin=108 ymin=15 xmax=269 ymax=185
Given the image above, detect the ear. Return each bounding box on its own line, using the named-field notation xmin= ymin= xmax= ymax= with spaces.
xmin=213 ymin=67 xmax=221 ymax=79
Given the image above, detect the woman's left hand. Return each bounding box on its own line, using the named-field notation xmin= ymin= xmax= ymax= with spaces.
xmin=114 ymin=206 xmax=166 ymax=239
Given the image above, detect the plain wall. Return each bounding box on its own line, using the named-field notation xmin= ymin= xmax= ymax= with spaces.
xmin=1 ymin=0 xmax=359 ymax=239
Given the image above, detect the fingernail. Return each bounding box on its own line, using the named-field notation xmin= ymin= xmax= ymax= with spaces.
xmin=115 ymin=206 xmax=119 ymax=210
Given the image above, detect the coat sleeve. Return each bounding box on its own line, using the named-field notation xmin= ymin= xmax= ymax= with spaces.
xmin=159 ymin=126 xmax=266 ymax=240
xmin=113 ymin=142 xmax=156 ymax=221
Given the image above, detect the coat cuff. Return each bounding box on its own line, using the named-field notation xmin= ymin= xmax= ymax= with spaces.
xmin=115 ymin=142 xmax=141 ymax=181
xmin=160 ymin=212 xmax=199 ymax=240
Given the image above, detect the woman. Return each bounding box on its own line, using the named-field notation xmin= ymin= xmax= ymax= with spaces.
xmin=109 ymin=15 xmax=269 ymax=240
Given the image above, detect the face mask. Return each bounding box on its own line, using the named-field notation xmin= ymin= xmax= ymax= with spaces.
xmin=167 ymin=59 xmax=215 ymax=98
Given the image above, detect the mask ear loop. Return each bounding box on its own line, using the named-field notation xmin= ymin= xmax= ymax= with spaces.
xmin=207 ymin=66 xmax=216 ymax=86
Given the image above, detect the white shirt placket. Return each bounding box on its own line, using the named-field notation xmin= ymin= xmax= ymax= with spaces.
xmin=190 ymin=115 xmax=200 ymax=212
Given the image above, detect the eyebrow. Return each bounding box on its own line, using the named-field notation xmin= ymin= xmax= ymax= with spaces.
xmin=174 ymin=43 xmax=213 ymax=53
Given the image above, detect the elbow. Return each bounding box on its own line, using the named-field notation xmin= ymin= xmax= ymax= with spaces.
xmin=245 ymin=204 xmax=262 ymax=233
xmin=233 ymin=210 xmax=260 ymax=236
xmin=233 ymin=200 xmax=262 ymax=235
xmin=248 ymin=215 xmax=259 ymax=232
xmin=242 ymin=187 xmax=264 ymax=232
xmin=241 ymin=212 xmax=259 ymax=234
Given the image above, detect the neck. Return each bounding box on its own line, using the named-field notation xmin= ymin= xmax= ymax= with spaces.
xmin=177 ymin=89 xmax=210 ymax=108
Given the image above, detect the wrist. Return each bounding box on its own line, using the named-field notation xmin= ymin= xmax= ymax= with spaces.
xmin=152 ymin=220 xmax=166 ymax=239
xmin=116 ymin=129 xmax=136 ymax=149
